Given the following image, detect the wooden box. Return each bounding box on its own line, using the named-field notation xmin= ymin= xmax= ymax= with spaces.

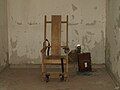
xmin=78 ymin=52 xmax=92 ymax=72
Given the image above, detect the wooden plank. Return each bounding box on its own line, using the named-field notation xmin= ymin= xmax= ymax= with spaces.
xmin=51 ymin=15 xmax=61 ymax=56
xmin=46 ymin=21 xmax=67 ymax=23
xmin=66 ymin=15 xmax=68 ymax=47
xmin=44 ymin=59 xmax=67 ymax=65
xmin=44 ymin=15 xmax=47 ymax=41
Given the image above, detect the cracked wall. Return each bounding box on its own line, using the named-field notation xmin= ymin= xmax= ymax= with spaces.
xmin=8 ymin=0 xmax=106 ymax=64
xmin=106 ymin=0 xmax=120 ymax=84
xmin=0 ymin=0 xmax=8 ymax=71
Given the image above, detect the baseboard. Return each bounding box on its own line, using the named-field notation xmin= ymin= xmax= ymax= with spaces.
xmin=10 ymin=64 xmax=41 ymax=68
xmin=105 ymin=64 xmax=120 ymax=89
xmin=0 ymin=64 xmax=10 ymax=73
xmin=10 ymin=63 xmax=105 ymax=69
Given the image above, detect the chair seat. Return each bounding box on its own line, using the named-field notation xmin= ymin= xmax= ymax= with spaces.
xmin=45 ymin=55 xmax=66 ymax=59
xmin=44 ymin=55 xmax=67 ymax=65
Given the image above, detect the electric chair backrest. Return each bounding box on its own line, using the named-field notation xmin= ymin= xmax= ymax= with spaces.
xmin=51 ymin=15 xmax=61 ymax=56
xmin=43 ymin=15 xmax=69 ymax=57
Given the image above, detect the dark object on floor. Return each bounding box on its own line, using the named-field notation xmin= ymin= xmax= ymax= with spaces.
xmin=78 ymin=52 xmax=92 ymax=72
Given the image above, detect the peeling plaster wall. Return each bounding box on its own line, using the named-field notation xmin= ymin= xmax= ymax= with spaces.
xmin=0 ymin=0 xmax=8 ymax=71
xmin=106 ymin=0 xmax=120 ymax=84
xmin=8 ymin=0 xmax=106 ymax=64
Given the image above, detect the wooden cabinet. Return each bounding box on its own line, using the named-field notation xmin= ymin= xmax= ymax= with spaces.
xmin=78 ymin=53 xmax=92 ymax=72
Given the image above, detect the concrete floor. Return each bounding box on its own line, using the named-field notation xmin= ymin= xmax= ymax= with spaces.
xmin=0 ymin=65 xmax=116 ymax=90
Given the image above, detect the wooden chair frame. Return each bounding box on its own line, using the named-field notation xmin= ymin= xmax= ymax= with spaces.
xmin=41 ymin=15 xmax=69 ymax=81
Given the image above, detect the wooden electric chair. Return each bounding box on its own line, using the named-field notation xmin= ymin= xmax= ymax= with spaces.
xmin=41 ymin=15 xmax=69 ymax=82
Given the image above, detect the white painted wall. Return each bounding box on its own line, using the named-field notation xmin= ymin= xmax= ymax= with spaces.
xmin=0 ymin=0 xmax=8 ymax=71
xmin=7 ymin=0 xmax=106 ymax=64
xmin=106 ymin=0 xmax=120 ymax=85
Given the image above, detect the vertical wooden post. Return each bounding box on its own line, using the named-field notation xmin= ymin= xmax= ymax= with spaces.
xmin=66 ymin=15 xmax=69 ymax=80
xmin=44 ymin=15 xmax=47 ymax=43
xmin=66 ymin=15 xmax=68 ymax=47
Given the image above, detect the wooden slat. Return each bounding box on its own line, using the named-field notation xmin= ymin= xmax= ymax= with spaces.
xmin=66 ymin=15 xmax=68 ymax=47
xmin=46 ymin=21 xmax=51 ymax=23
xmin=44 ymin=15 xmax=47 ymax=41
xmin=61 ymin=21 xmax=67 ymax=23
xmin=43 ymin=59 xmax=66 ymax=65
xmin=46 ymin=46 xmax=67 ymax=48
xmin=46 ymin=21 xmax=67 ymax=23
xmin=51 ymin=15 xmax=61 ymax=56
